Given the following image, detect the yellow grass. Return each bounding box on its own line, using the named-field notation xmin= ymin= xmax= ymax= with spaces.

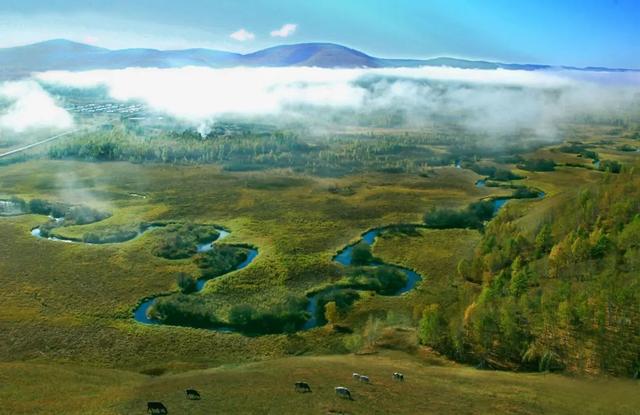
xmin=1 ymin=352 xmax=638 ymax=415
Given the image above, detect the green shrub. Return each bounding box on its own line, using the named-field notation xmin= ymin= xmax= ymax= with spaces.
xmin=511 ymin=187 xmax=541 ymax=199
xmin=65 ymin=206 xmax=110 ymax=225
xmin=344 ymin=266 xmax=408 ymax=295
xmin=599 ymin=160 xmax=622 ymax=173
xmin=149 ymin=295 xmax=219 ymax=328
xmin=467 ymin=163 xmax=523 ymax=181
xmin=154 ymin=223 xmax=220 ymax=259
xmin=424 ymin=200 xmax=495 ymax=229
xmin=418 ymin=304 xmax=450 ymax=351
xmin=27 ymin=199 xmax=70 ymax=217
xmin=177 ymin=273 xmax=198 ymax=294
xmin=228 ymin=296 xmax=308 ymax=334
xmin=83 ymin=228 xmax=138 ymax=244
xmin=196 ymin=245 xmax=249 ymax=278
xmin=314 ymin=289 xmax=360 ymax=325
xmin=351 ymin=242 xmax=373 ymax=265
xmin=518 ymin=159 xmax=556 ymax=172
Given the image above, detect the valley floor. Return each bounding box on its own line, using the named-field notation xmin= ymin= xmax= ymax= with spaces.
xmin=0 ymin=131 xmax=638 ymax=414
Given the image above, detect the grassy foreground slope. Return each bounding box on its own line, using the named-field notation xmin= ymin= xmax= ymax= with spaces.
xmin=2 ymin=351 xmax=639 ymax=415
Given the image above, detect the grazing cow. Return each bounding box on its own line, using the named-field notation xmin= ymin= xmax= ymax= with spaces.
xmin=352 ymin=372 xmax=360 ymax=380
xmin=294 ymin=381 xmax=312 ymax=393
xmin=147 ymin=401 xmax=168 ymax=414
xmin=335 ymin=386 xmax=352 ymax=400
xmin=185 ymin=389 xmax=201 ymax=400
xmin=358 ymin=375 xmax=370 ymax=383
xmin=393 ymin=372 xmax=404 ymax=381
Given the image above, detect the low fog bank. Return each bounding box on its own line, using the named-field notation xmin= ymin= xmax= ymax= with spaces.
xmin=0 ymin=80 xmax=73 ymax=134
xmin=2 ymin=66 xmax=639 ymax=139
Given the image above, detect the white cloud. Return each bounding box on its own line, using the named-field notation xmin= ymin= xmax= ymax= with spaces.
xmin=270 ymin=23 xmax=297 ymax=38
xmin=0 ymin=80 xmax=73 ymax=133
xmin=34 ymin=66 xmax=640 ymax=137
xmin=229 ymin=29 xmax=255 ymax=42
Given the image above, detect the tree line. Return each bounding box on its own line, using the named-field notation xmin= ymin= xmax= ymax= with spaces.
xmin=418 ymin=166 xmax=640 ymax=377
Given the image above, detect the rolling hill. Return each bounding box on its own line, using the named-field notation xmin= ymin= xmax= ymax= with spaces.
xmin=2 ymin=351 xmax=639 ymax=414
xmin=0 ymin=39 xmax=637 ymax=80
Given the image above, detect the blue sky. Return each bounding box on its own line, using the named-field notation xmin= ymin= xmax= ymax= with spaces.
xmin=0 ymin=0 xmax=638 ymax=67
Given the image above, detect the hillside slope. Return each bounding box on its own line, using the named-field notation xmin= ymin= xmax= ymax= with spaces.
xmin=425 ymin=165 xmax=640 ymax=376
xmin=2 ymin=352 xmax=638 ymax=414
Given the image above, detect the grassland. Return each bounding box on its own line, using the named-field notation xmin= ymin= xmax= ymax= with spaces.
xmin=0 ymin=160 xmax=490 ymax=369
xmin=0 ymin=131 xmax=637 ymax=413
xmin=2 ymin=351 xmax=639 ymax=415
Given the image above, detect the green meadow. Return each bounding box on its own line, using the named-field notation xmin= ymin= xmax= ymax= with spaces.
xmin=0 ymin=160 xmax=487 ymax=367
xmin=2 ymin=352 xmax=639 ymax=415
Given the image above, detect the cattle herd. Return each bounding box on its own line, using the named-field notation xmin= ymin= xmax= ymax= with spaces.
xmin=145 ymin=372 xmax=405 ymax=412
xmin=146 ymin=388 xmax=200 ymax=414
xmin=296 ymin=371 xmax=406 ymax=401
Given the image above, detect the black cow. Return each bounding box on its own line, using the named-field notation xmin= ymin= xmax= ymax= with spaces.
xmin=393 ymin=372 xmax=404 ymax=381
xmin=147 ymin=401 xmax=168 ymax=414
xmin=186 ymin=389 xmax=201 ymax=400
xmin=335 ymin=386 xmax=352 ymax=400
xmin=294 ymin=381 xmax=312 ymax=393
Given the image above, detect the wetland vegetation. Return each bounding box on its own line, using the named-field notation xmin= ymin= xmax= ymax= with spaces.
xmin=2 ymin=3 xmax=640 ymax=410
xmin=2 ymin=96 xmax=640 ymax=414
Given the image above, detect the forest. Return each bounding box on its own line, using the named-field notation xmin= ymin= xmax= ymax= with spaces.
xmin=420 ymin=167 xmax=640 ymax=377
xmin=45 ymin=122 xmax=559 ymax=176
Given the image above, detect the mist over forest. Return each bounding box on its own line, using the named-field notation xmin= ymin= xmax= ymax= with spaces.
xmin=1 ymin=66 xmax=639 ymax=143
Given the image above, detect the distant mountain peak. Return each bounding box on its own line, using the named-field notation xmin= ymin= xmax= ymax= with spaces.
xmin=242 ymin=42 xmax=377 ymax=67
xmin=0 ymin=39 xmax=636 ymax=80
xmin=26 ymin=38 xmax=109 ymax=52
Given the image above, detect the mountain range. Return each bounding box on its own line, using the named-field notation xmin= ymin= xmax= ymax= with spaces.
xmin=0 ymin=39 xmax=636 ymax=79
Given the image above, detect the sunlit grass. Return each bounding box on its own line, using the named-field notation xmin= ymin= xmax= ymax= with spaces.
xmin=1 ymin=352 xmax=638 ymax=415
xmin=0 ymin=160 xmax=489 ymax=367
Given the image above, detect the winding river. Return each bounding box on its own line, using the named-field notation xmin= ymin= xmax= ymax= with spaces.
xmin=303 ymin=228 xmax=423 ymax=330
xmin=133 ymin=225 xmax=421 ymax=332
xmin=20 ymin=183 xmax=545 ymax=334
xmin=132 ymin=230 xmax=259 ymax=325
xmin=31 ymin=218 xmax=163 ymax=244
xmin=24 ymin=212 xmax=259 ymax=329
xmin=309 ymin=187 xmax=546 ymax=331
xmin=196 ymin=230 xmax=230 ymax=253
